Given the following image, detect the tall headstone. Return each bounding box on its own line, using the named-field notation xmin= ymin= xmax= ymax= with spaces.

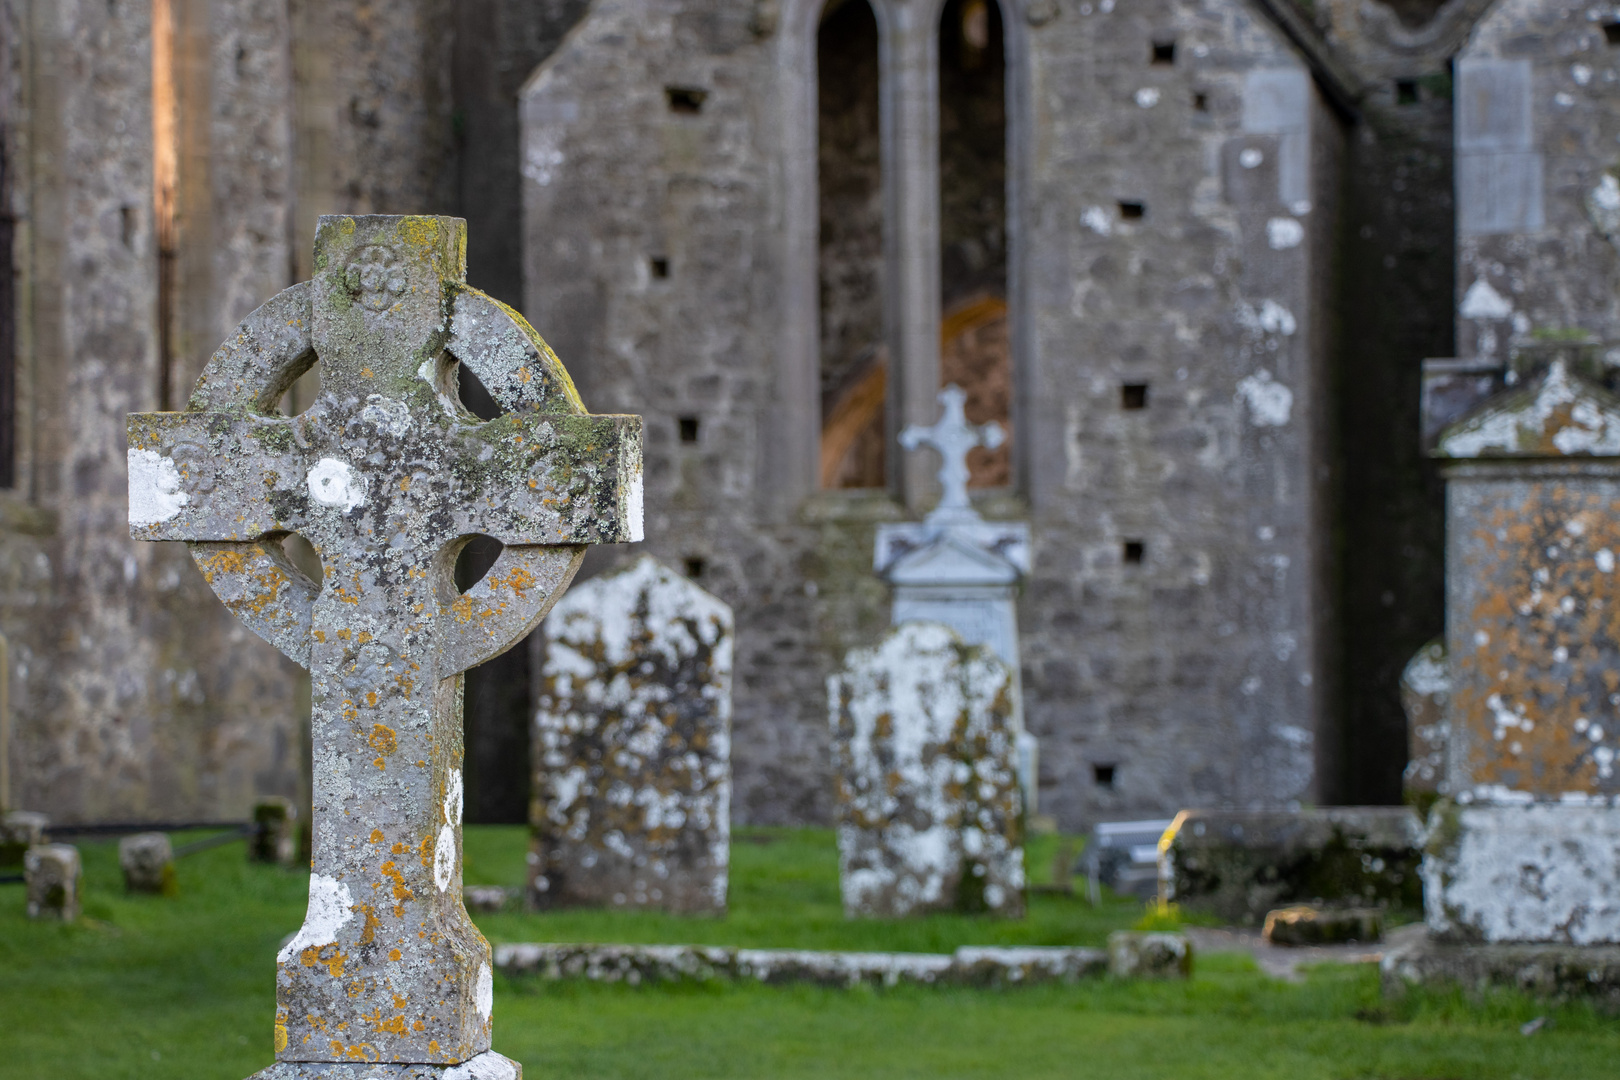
xmin=127 ymin=215 xmax=642 ymax=1077
xmin=531 ymin=556 xmax=732 ymax=913
xmin=1423 ymin=360 xmax=1620 ymax=943
xmin=829 ymin=621 xmax=1025 ymax=918
xmin=875 ymin=386 xmax=1037 ymax=812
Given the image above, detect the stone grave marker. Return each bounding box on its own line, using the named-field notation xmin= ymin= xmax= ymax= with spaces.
xmin=127 ymin=215 xmax=642 ymax=1077
xmin=119 ymin=831 xmax=176 ymax=894
xmin=874 ymin=386 xmax=1037 ymax=814
xmin=829 ymin=620 xmax=1025 ymax=918
xmin=251 ymin=796 xmax=298 ymax=866
xmin=25 ymin=843 xmax=80 ymax=921
xmin=0 ymin=810 xmax=47 ymax=868
xmin=532 ymin=556 xmax=731 ymax=913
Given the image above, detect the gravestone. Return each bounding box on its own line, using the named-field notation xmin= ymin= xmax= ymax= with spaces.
xmin=874 ymin=385 xmax=1037 ymax=813
xmin=119 ymin=831 xmax=176 ymax=894
xmin=0 ymin=810 xmax=47 ymax=868
xmin=531 ymin=556 xmax=731 ymax=913
xmin=251 ymin=797 xmax=298 ymax=866
xmin=829 ymin=621 xmax=1025 ymax=918
xmin=1420 ymin=361 xmax=1620 ymax=944
xmin=127 ymin=215 xmax=642 ymax=1077
xmin=25 ymin=843 xmax=80 ymax=921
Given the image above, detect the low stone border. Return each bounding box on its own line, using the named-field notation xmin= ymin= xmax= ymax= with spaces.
xmin=1382 ymin=936 xmax=1620 ymax=1010
xmin=495 ymin=934 xmax=1191 ymax=988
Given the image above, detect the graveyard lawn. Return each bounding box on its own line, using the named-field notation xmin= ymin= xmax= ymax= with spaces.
xmin=0 ymin=829 xmax=1615 ymax=1079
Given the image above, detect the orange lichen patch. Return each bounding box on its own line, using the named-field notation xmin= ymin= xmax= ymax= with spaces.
xmin=390 ymin=948 xmax=403 ymax=961
xmin=374 ymin=757 xmax=386 ymax=770
xmin=358 ymin=903 xmax=381 ymax=945
xmin=362 ymin=1007 xmax=407 ymax=1035
xmin=357 ymin=630 xmax=373 ymax=644
xmin=413 ymin=1020 xmax=426 ymax=1031
xmin=368 ymin=724 xmax=396 ymax=754
xmin=307 ymin=1013 xmax=328 ymax=1033
xmin=274 ymin=1009 xmax=290 ymax=1053
xmin=361 ymin=367 xmax=375 ymax=378
xmin=335 ymin=1041 xmax=379 ymax=1062
xmin=1455 ymin=485 xmax=1620 ymax=795
xmin=301 ymin=943 xmax=347 ymax=979
xmin=419 ymin=833 xmax=436 ymax=869
xmin=314 ymin=629 xmax=327 ymax=642
xmin=391 ymin=841 xmax=407 ymax=854
xmin=338 ymin=628 xmax=352 ymax=641
xmin=380 ymin=860 xmax=413 ymax=914
xmin=367 ymin=691 xmax=379 ymax=707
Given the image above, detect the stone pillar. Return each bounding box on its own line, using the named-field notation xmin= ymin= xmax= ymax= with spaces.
xmin=119 ymin=832 xmax=177 ymax=894
xmin=1424 ymin=360 xmax=1620 ymax=943
xmin=25 ymin=844 xmax=80 ymax=921
xmin=830 ymin=621 xmax=1024 ymax=918
xmin=531 ymin=557 xmax=732 ymax=913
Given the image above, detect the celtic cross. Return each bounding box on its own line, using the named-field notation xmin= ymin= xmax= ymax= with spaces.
xmin=899 ymin=384 xmax=1003 ymax=524
xmin=128 ymin=216 xmax=642 ymax=1076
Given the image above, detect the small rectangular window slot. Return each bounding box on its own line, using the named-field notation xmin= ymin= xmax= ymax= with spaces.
xmin=1121 ymin=383 xmax=1148 ymax=410
xmin=1118 ymin=201 xmax=1145 ymax=220
xmin=1395 ymin=79 xmax=1419 ymax=106
xmin=1605 ymin=21 xmax=1620 ymax=46
xmin=1151 ymin=41 xmax=1175 ymax=65
xmin=678 ymin=416 xmax=700 ymax=443
xmin=1092 ymin=763 xmax=1117 ymax=789
xmin=1192 ymin=91 xmax=1208 ymax=112
xmin=650 ymin=256 xmax=670 ymax=279
xmin=1122 ymin=540 xmax=1145 ymax=565
xmin=665 ymin=86 xmax=708 ymax=114
xmin=683 ymin=556 xmax=707 ymax=579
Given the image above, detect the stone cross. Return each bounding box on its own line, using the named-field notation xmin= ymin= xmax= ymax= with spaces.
xmin=898 ymin=384 xmax=1003 ymax=524
xmin=127 ymin=216 xmax=642 ymax=1076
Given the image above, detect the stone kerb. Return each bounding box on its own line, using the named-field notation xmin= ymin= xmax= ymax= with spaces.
xmin=532 ymin=556 xmax=732 ymax=913
xmin=829 ymin=621 xmax=1025 ymax=918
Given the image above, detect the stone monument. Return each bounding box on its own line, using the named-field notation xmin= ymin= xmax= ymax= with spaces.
xmin=25 ymin=843 xmax=80 ymax=921
xmin=874 ymin=385 xmax=1037 ymax=813
xmin=127 ymin=215 xmax=642 ymax=1077
xmin=531 ymin=555 xmax=731 ymax=913
xmin=829 ymin=621 xmax=1025 ymax=918
xmin=1386 ymin=359 xmax=1620 ymax=995
xmin=119 ymin=831 xmax=177 ymax=894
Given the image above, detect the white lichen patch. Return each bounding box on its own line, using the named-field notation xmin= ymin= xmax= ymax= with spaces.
xmin=277 ymin=874 xmax=355 ymax=962
xmin=445 ymin=1052 xmax=520 ymax=1080
xmin=1265 ymin=217 xmax=1304 ymax=250
xmin=1235 ymin=369 xmax=1294 ymax=427
xmin=306 ymin=457 xmax=366 ymax=510
xmin=434 ymin=824 xmax=457 ymax=892
xmin=127 ymin=448 xmax=190 ymax=525
xmin=1459 ymin=278 xmax=1513 ymax=320
xmin=1439 ymin=359 xmax=1620 ymax=457
xmin=475 ymin=961 xmax=494 ymax=1020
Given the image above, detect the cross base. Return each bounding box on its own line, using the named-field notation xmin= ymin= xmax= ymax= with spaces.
xmin=248 ymin=1052 xmax=520 ymax=1080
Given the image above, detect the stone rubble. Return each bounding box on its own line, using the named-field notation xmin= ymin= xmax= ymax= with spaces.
xmin=1262 ymin=906 xmax=1383 ymax=947
xmin=532 ymin=556 xmax=731 ymax=913
xmin=25 ymin=843 xmax=81 ymax=921
xmin=118 ymin=832 xmax=177 ymax=895
xmin=495 ymin=942 xmax=1109 ymax=988
xmin=829 ymin=621 xmax=1025 ymax=918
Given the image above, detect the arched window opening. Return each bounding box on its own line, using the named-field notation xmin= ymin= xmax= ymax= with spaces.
xmin=817 ymin=0 xmax=887 ymax=489
xmin=939 ymin=0 xmax=1010 ymax=488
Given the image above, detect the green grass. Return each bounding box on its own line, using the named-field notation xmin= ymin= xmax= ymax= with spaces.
xmin=2 ymin=827 xmax=1617 ymax=1079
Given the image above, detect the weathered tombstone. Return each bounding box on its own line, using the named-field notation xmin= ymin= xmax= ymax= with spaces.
xmin=1399 ymin=639 xmax=1449 ymax=799
xmin=829 ymin=621 xmax=1025 ymax=918
xmin=127 ymin=215 xmax=641 ymax=1077
xmin=250 ymin=797 xmax=298 ymax=867
xmin=25 ymin=843 xmax=81 ymax=921
xmin=874 ymin=385 xmax=1037 ymax=813
xmin=0 ymin=810 xmax=47 ymax=868
xmin=1422 ymin=361 xmax=1620 ymax=943
xmin=531 ymin=556 xmax=731 ymax=913
xmin=119 ymin=832 xmax=177 ymax=894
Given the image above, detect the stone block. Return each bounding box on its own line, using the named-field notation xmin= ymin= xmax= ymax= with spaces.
xmin=1423 ymin=801 xmax=1620 ymax=944
xmin=1106 ymin=931 xmax=1192 ymax=979
xmin=830 ymin=622 xmax=1025 ymax=918
xmin=25 ymin=843 xmax=81 ymax=921
xmin=463 ymin=886 xmax=509 ymax=914
xmin=0 ymin=810 xmax=48 ymax=868
xmin=532 ymin=557 xmax=731 ymax=913
xmin=119 ymin=832 xmax=176 ymax=895
xmin=246 ymin=1051 xmax=522 ymax=1080
xmin=1162 ymin=807 xmax=1422 ymax=925
xmin=1382 ymin=936 xmax=1620 ymax=1011
xmin=251 ymin=797 xmax=298 ymax=866
xmin=1262 ymin=905 xmax=1383 ymax=947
